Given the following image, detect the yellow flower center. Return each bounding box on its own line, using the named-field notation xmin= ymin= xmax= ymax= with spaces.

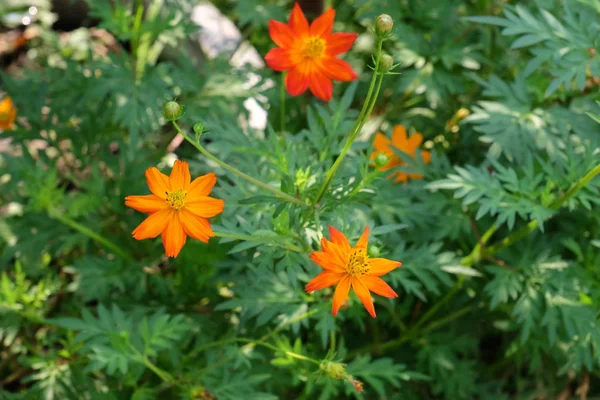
xmin=346 ymin=248 xmax=370 ymax=277
xmin=303 ymin=37 xmax=326 ymax=58
xmin=166 ymin=188 xmax=186 ymax=210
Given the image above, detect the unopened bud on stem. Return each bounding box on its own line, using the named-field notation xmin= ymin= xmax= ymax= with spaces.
xmin=163 ymin=101 xmax=182 ymax=121
xmin=379 ymin=53 xmax=394 ymax=73
xmin=320 ymin=361 xmax=347 ymax=380
xmin=374 ymin=152 xmax=390 ymax=168
xmin=375 ymin=14 xmax=394 ymax=37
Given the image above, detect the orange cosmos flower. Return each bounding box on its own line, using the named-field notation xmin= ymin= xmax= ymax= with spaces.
xmin=305 ymin=226 xmax=401 ymax=318
xmin=0 ymin=96 xmax=17 ymax=130
xmin=125 ymin=160 xmax=224 ymax=258
xmin=265 ymin=3 xmax=358 ymax=101
xmin=370 ymin=124 xmax=432 ymax=183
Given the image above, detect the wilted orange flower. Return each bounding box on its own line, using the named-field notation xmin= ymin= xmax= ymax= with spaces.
xmin=305 ymin=226 xmax=401 ymax=318
xmin=370 ymin=125 xmax=431 ymax=183
xmin=265 ymin=3 xmax=358 ymax=101
xmin=125 ymin=160 xmax=224 ymax=258
xmin=0 ymin=96 xmax=17 ymax=130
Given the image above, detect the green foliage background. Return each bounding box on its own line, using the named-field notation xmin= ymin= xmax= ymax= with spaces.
xmin=1 ymin=0 xmax=600 ymax=399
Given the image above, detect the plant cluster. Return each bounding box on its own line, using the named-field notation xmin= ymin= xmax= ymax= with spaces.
xmin=0 ymin=0 xmax=599 ymax=399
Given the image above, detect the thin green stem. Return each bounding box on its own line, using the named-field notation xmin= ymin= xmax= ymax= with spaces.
xmin=142 ymin=356 xmax=175 ymax=383
xmin=213 ymin=231 xmax=306 ymax=253
xmin=314 ymin=206 xmax=323 ymax=240
xmin=280 ymin=72 xmax=286 ymax=146
xmin=462 ymin=163 xmax=600 ymax=266
xmin=184 ymin=302 xmax=327 ymax=363
xmin=313 ymin=39 xmax=384 ymax=205
xmin=260 ymin=302 xmax=329 ymax=342
xmin=349 ymin=303 xmax=473 ymax=356
xmin=132 ymin=0 xmax=145 ymax=83
xmin=128 ymin=343 xmax=176 ymax=383
xmin=172 ymin=121 xmax=307 ymax=207
xmin=48 ymin=210 xmax=135 ymax=263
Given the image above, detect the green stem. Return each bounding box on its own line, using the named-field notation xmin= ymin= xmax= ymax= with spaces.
xmin=462 ymin=163 xmax=600 ymax=266
xmin=313 ymin=39 xmax=384 ymax=205
xmin=172 ymin=121 xmax=308 ymax=207
xmin=349 ymin=304 xmax=473 ymax=356
xmin=260 ymin=302 xmax=329 ymax=342
xmin=131 ymin=0 xmax=145 ymax=83
xmin=213 ymin=231 xmax=306 ymax=253
xmin=48 ymin=210 xmax=135 ymax=263
xmin=142 ymin=355 xmax=175 ymax=383
xmin=280 ymin=72 xmax=286 ymax=145
xmin=314 ymin=205 xmax=323 ymax=239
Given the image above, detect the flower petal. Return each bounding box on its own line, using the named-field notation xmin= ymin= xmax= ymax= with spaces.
xmin=145 ymin=167 xmax=170 ymax=199
xmin=332 ymin=276 xmax=351 ymax=316
xmin=269 ymin=20 xmax=295 ymax=48
xmin=351 ymin=278 xmax=376 ymax=318
xmin=310 ymin=251 xmax=345 ymax=272
xmin=310 ymin=8 xmax=335 ymax=36
xmin=393 ymin=173 xmax=409 ymax=183
xmin=132 ymin=208 xmax=173 ymax=240
xmin=362 ymin=275 xmax=398 ymax=298
xmin=185 ymin=196 xmax=224 ymax=218
xmin=125 ymin=194 xmax=166 ymax=213
xmin=407 ymin=132 xmax=424 ymax=154
xmin=308 ymin=73 xmax=333 ymax=101
xmin=321 ymin=238 xmax=349 ymax=266
xmin=187 ymin=172 xmax=217 ymax=199
xmin=391 ymin=125 xmax=408 ymax=148
xmin=179 ymin=209 xmax=214 ymax=243
xmin=323 ymin=57 xmax=357 ymax=82
xmin=161 ymin=212 xmax=187 ymax=258
xmin=372 ymin=133 xmax=392 ymax=155
xmin=328 ymin=226 xmax=351 ymax=251
xmin=305 ymin=271 xmax=344 ymax=293
xmin=422 ymin=150 xmax=432 ymax=164
xmin=285 ymin=67 xmax=310 ymax=96
xmin=265 ymin=48 xmax=294 ymax=71
xmin=325 ymin=32 xmax=357 ymax=55
xmin=169 ymin=160 xmax=191 ymax=190
xmin=355 ymin=226 xmax=369 ymax=248
xmin=289 ymin=3 xmax=309 ymax=35
xmin=368 ymin=258 xmax=402 ymax=276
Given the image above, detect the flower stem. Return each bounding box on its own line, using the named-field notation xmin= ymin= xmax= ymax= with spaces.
xmin=48 ymin=209 xmax=135 ymax=263
xmin=313 ymin=39 xmax=385 ymax=205
xmin=172 ymin=121 xmax=308 ymax=207
xmin=461 ymin=163 xmax=600 ymax=266
xmin=280 ymin=72 xmax=287 ymax=146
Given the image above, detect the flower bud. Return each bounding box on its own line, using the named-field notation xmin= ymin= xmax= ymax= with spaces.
xmin=350 ymin=378 xmax=364 ymax=393
xmin=374 ymin=152 xmax=390 ymax=168
xmin=320 ymin=361 xmax=347 ymax=380
xmin=163 ymin=101 xmax=182 ymax=121
xmin=455 ymin=107 xmax=470 ymax=121
xmin=375 ymin=14 xmax=394 ymax=37
xmin=193 ymin=122 xmax=204 ymax=135
xmin=378 ymin=53 xmax=394 ymax=73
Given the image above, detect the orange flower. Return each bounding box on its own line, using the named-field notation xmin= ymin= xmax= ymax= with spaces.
xmin=305 ymin=226 xmax=401 ymax=318
xmin=0 ymin=96 xmax=17 ymax=130
xmin=370 ymin=125 xmax=431 ymax=183
xmin=125 ymin=160 xmax=224 ymax=258
xmin=265 ymin=3 xmax=358 ymax=101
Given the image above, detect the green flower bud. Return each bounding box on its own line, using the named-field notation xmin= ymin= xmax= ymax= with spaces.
xmin=378 ymin=53 xmax=394 ymax=73
xmin=320 ymin=361 xmax=347 ymax=380
xmin=375 ymin=14 xmax=394 ymax=37
xmin=374 ymin=152 xmax=390 ymax=168
xmin=163 ymin=101 xmax=182 ymax=121
xmin=193 ymin=122 xmax=204 ymax=135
